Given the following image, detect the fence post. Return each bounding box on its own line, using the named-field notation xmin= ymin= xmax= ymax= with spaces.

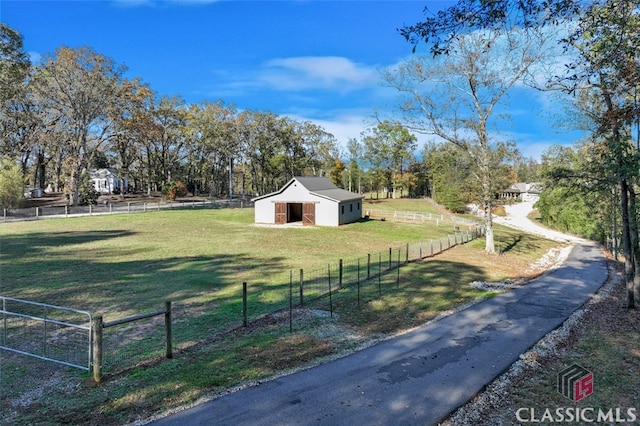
xmin=339 ymin=259 xmax=343 ymax=288
xmin=357 ymin=258 xmax=361 ymax=308
xmin=299 ymin=269 xmax=304 ymax=306
xmin=327 ymin=264 xmax=333 ymax=318
xmin=378 ymin=252 xmax=382 ymax=296
xmin=89 ymin=205 xmax=92 ymax=215
xmin=43 ymin=306 xmax=48 ymax=358
xmin=289 ymin=271 xmax=293 ymax=333
xmin=419 ymin=241 xmax=423 ymax=259
xmin=165 ymin=301 xmax=173 ymax=359
xmin=406 ymin=243 xmax=409 ymax=263
xmin=92 ymin=315 xmax=103 ymax=383
xmin=388 ymin=248 xmax=392 ymax=270
xmin=367 ymin=253 xmax=371 ymax=279
xmin=431 ymin=240 xmax=434 ymax=256
xmin=397 ymin=249 xmax=400 ymax=289
xmin=35 ymin=207 xmax=39 ymax=219
xmin=242 ymin=282 xmax=248 ymax=327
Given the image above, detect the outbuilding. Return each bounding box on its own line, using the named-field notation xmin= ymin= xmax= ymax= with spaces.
xmin=252 ymin=176 xmax=363 ymax=226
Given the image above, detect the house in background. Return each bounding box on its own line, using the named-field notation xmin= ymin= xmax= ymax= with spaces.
xmin=252 ymin=176 xmax=363 ymax=226
xmin=90 ymin=168 xmax=129 ymax=195
xmin=501 ymin=182 xmax=542 ymax=202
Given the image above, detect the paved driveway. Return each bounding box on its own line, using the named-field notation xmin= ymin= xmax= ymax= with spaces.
xmin=150 ymin=242 xmax=607 ymax=426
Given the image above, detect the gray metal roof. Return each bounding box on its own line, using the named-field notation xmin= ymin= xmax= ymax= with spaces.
xmin=252 ymin=176 xmax=363 ymax=203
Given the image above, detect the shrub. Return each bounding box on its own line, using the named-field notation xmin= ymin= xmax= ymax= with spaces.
xmin=0 ymin=158 xmax=24 ymax=210
xmin=162 ymin=181 xmax=188 ymax=201
xmin=78 ymin=172 xmax=100 ymax=205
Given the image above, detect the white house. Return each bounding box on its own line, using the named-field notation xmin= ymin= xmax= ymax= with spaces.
xmin=501 ymin=182 xmax=542 ymax=202
xmin=252 ymin=176 xmax=364 ymax=226
xmin=90 ymin=168 xmax=128 ymax=194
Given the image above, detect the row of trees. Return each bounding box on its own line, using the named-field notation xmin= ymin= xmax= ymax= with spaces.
xmin=400 ymin=0 xmax=639 ymax=305
xmin=1 ymin=24 xmax=452 ymax=210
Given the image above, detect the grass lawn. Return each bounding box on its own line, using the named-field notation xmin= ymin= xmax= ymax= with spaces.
xmin=0 ymin=201 xmax=469 ymax=315
xmin=0 ymin=201 xmax=563 ymax=425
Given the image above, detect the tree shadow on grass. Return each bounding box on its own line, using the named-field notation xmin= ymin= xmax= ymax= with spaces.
xmin=0 ymin=230 xmax=136 ymax=262
xmin=0 ymin=230 xmax=289 ymax=317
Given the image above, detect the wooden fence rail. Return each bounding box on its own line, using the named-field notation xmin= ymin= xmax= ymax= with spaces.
xmin=92 ymin=301 xmax=172 ymax=383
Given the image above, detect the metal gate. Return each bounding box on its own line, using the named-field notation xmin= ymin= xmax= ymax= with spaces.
xmin=0 ymin=296 xmax=92 ymax=370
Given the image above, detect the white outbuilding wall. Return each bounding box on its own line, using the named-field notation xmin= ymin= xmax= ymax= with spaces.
xmin=253 ymin=177 xmax=363 ymax=227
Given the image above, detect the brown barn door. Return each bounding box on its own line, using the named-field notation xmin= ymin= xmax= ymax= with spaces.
xmin=302 ymin=203 xmax=315 ymax=225
xmin=275 ymin=203 xmax=287 ymax=224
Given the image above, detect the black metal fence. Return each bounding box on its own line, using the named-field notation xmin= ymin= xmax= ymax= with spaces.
xmin=94 ymin=227 xmax=485 ymax=379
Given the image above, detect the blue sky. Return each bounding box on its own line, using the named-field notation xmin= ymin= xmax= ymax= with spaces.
xmin=2 ymin=0 xmax=584 ymax=160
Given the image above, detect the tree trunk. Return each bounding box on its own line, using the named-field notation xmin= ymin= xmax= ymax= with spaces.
xmin=620 ymin=178 xmax=635 ymax=308
xmin=481 ymin=144 xmax=495 ymax=254
xmin=69 ymin=167 xmax=79 ymax=206
xmin=484 ymin=200 xmax=495 ymax=254
xmin=629 ymin=185 xmax=640 ymax=303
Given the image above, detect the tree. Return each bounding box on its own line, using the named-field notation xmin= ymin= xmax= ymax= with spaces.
xmin=0 ymin=24 xmax=45 ymax=182
xmin=30 ymin=46 xmax=130 ymax=205
xmin=400 ymin=0 xmax=580 ymax=56
xmin=77 ymin=171 xmax=99 ymax=206
xmin=361 ymin=121 xmax=417 ymax=199
xmin=424 ymin=143 xmax=471 ymax=212
xmin=401 ymin=0 xmax=640 ymax=306
xmin=0 ymin=158 xmax=24 ymax=211
xmin=538 ymin=144 xmax=608 ymax=242
xmin=185 ymin=100 xmax=238 ymax=197
xmin=238 ymin=110 xmax=284 ymax=195
xmin=110 ymin=77 xmax=154 ymax=197
xmin=384 ymin=29 xmax=540 ymax=253
xmin=0 ymin=23 xmax=30 ymax=105
xmin=549 ymin=0 xmax=640 ymax=307
xmin=328 ymin=158 xmax=346 ymax=187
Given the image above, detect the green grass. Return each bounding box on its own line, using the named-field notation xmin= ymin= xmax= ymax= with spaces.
xmin=0 ymin=202 xmax=564 ymax=425
xmin=0 ymin=206 xmax=458 ymax=315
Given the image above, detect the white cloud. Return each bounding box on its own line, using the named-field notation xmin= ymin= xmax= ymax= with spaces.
xmin=287 ymin=109 xmax=372 ymax=144
xmin=286 ymin=108 xmax=434 ymax=158
xmin=260 ymin=56 xmax=379 ymax=92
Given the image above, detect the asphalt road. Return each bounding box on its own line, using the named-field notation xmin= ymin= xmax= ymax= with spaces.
xmin=149 ymin=241 xmax=607 ymax=426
